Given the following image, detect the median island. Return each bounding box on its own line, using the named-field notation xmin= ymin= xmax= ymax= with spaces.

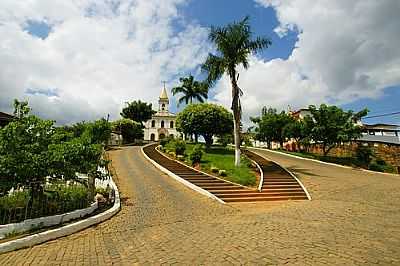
xmin=158 ymin=138 xmax=259 ymax=187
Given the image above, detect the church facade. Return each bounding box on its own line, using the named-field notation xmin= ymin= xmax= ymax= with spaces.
xmin=143 ymin=87 xmax=180 ymax=141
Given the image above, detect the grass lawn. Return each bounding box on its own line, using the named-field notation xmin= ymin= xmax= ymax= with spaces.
xmin=185 ymin=144 xmax=257 ymax=187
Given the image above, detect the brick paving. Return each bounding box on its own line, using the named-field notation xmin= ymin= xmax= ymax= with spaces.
xmin=1 ymin=146 xmax=400 ymax=265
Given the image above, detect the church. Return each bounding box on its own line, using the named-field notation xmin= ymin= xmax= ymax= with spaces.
xmin=143 ymin=86 xmax=180 ymax=141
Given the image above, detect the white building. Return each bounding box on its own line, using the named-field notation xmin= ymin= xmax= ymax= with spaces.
xmin=143 ymin=86 xmax=180 ymax=141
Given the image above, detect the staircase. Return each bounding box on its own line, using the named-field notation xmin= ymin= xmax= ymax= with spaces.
xmin=143 ymin=144 xmax=309 ymax=203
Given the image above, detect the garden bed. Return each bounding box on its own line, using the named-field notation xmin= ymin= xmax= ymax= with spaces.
xmin=160 ymin=140 xmax=259 ymax=187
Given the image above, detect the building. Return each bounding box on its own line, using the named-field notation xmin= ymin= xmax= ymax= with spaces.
xmin=359 ymin=123 xmax=400 ymax=145
xmin=0 ymin=111 xmax=14 ymax=127
xmin=143 ymin=86 xmax=180 ymax=141
xmin=290 ymin=108 xmax=312 ymax=120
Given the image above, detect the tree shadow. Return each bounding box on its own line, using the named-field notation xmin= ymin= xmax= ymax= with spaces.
xmin=286 ymin=166 xmax=322 ymax=177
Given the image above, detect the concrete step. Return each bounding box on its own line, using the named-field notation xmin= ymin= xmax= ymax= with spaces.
xmin=224 ymin=195 xmax=309 ymax=203
xmin=216 ymin=191 xmax=306 ymax=198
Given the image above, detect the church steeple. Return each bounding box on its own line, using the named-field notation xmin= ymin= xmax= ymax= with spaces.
xmin=158 ymin=83 xmax=169 ymax=112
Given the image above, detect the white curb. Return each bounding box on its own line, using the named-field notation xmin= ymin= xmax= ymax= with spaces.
xmin=141 ymin=144 xmax=225 ymax=204
xmin=250 ymin=147 xmax=400 ymax=177
xmin=249 ymin=149 xmax=312 ymax=200
xmin=0 ymin=178 xmax=120 ymax=254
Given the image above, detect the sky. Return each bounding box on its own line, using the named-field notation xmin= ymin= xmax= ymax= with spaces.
xmin=0 ymin=0 xmax=399 ymax=126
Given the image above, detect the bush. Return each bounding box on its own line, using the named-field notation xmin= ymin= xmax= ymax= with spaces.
xmin=165 ymin=139 xmax=186 ymax=156
xmin=177 ymin=155 xmax=185 ymax=161
xmin=369 ymin=162 xmax=385 ymax=172
xmin=189 ymin=144 xmax=203 ymax=165
xmin=355 ymin=145 xmax=374 ymax=166
xmin=0 ymin=191 xmax=29 ymax=210
xmin=211 ymin=166 xmax=219 ymax=173
xmin=159 ymin=137 xmax=170 ymax=147
xmin=218 ymin=170 xmax=227 ymax=177
xmin=217 ymin=134 xmax=233 ymax=147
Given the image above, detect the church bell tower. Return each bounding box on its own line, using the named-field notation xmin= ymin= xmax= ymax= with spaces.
xmin=158 ymin=84 xmax=169 ymax=113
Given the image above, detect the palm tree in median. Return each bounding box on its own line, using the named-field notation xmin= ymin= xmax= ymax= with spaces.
xmin=172 ymin=75 xmax=209 ymax=106
xmin=202 ymin=16 xmax=271 ymax=166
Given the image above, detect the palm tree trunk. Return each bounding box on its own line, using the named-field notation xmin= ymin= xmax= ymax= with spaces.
xmin=230 ymin=74 xmax=241 ymax=167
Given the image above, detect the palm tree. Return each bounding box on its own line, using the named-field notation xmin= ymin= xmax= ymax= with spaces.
xmin=202 ymin=16 xmax=271 ymax=166
xmin=172 ymin=75 xmax=208 ymax=106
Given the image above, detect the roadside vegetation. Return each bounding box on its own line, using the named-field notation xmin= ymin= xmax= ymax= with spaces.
xmin=0 ymin=100 xmax=113 ymax=225
xmin=251 ymin=104 xmax=396 ymax=173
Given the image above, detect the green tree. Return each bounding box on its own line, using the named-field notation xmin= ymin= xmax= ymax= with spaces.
xmin=112 ymin=118 xmax=143 ymax=144
xmin=176 ymin=103 xmax=233 ymax=147
xmin=306 ymin=104 xmax=368 ymax=156
xmin=202 ymin=16 xmax=271 ymax=166
xmin=252 ymin=108 xmax=294 ymax=148
xmin=172 ymin=75 xmax=209 ymax=106
xmin=120 ymin=100 xmax=155 ymax=125
xmin=0 ymin=100 xmax=110 ymax=202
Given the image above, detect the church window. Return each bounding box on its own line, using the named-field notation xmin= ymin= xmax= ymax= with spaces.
xmin=162 ymin=104 xmax=165 ymax=111
xmin=151 ymin=120 xmax=155 ymax=128
xmin=161 ymin=120 xmax=165 ymax=128
xmin=170 ymin=121 xmax=174 ymax=128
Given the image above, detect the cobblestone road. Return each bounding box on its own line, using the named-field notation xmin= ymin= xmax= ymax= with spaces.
xmin=1 ymin=146 xmax=400 ymax=265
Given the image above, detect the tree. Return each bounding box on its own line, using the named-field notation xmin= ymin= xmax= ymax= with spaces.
xmin=112 ymin=118 xmax=143 ymax=144
xmin=251 ymin=108 xmax=293 ymax=148
xmin=202 ymin=16 xmax=271 ymax=166
xmin=120 ymin=100 xmax=155 ymax=125
xmin=0 ymin=100 xmax=109 ymax=202
xmin=176 ymin=103 xmax=233 ymax=147
xmin=172 ymin=75 xmax=209 ymax=106
xmin=306 ymin=104 xmax=368 ymax=156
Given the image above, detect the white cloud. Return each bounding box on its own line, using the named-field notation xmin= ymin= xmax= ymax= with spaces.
xmin=214 ymin=0 xmax=400 ymax=125
xmin=0 ymin=0 xmax=209 ymax=124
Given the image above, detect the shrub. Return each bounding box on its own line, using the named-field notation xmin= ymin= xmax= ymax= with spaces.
xmin=0 ymin=191 xmax=29 ymax=210
xmin=159 ymin=137 xmax=171 ymax=147
xmin=217 ymin=134 xmax=233 ymax=147
xmin=369 ymin=162 xmax=385 ymax=172
xmin=177 ymin=155 xmax=185 ymax=161
xmin=211 ymin=166 xmax=219 ymax=173
xmin=355 ymin=145 xmax=374 ymax=166
xmin=189 ymin=144 xmax=203 ymax=165
xmin=218 ymin=170 xmax=227 ymax=177
xmin=165 ymin=139 xmax=186 ymax=156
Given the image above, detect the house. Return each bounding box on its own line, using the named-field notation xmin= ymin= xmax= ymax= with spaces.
xmin=143 ymin=86 xmax=181 ymax=141
xmin=0 ymin=111 xmax=15 ymax=127
xmin=359 ymin=123 xmax=400 ymax=145
xmin=290 ymin=108 xmax=312 ymax=120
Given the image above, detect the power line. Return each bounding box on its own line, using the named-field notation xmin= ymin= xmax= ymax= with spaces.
xmin=363 ymin=111 xmax=400 ymax=119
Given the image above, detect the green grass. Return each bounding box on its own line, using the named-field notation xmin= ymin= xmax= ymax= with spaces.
xmin=185 ymin=144 xmax=257 ymax=186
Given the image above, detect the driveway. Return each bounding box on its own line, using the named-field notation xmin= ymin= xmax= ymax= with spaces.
xmin=1 ymin=146 xmax=399 ymax=265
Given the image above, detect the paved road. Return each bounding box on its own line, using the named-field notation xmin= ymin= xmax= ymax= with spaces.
xmin=1 ymin=146 xmax=400 ymax=265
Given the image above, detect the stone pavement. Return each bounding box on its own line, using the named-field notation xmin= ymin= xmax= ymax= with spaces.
xmin=1 ymin=146 xmax=400 ymax=265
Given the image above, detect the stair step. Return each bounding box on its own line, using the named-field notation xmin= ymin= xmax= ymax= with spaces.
xmin=201 ymin=185 xmax=241 ymax=190
xmin=216 ymin=191 xmax=306 ymax=198
xmin=224 ymin=195 xmax=308 ymax=203
xmin=263 ymin=182 xmax=299 ymax=185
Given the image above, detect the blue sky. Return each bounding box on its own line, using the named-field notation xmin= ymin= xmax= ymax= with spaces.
xmin=182 ymin=0 xmax=400 ymax=125
xmin=1 ymin=0 xmax=399 ymax=125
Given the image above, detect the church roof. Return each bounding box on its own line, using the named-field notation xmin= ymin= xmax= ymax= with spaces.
xmin=160 ymin=87 xmax=168 ymax=100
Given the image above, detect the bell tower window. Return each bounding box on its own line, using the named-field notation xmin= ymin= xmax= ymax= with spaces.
xmin=161 ymin=120 xmax=165 ymax=128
